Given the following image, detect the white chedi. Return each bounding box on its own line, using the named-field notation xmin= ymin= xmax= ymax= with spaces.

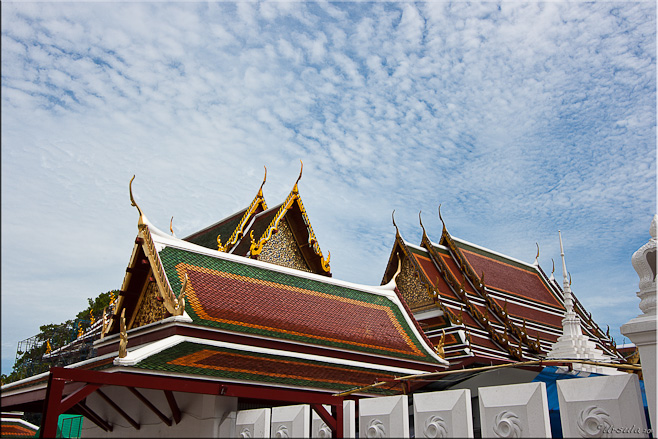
xmin=546 ymin=232 xmax=622 ymax=375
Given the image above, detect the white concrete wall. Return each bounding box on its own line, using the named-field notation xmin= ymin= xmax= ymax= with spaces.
xmin=80 ymin=386 xmax=237 ymax=438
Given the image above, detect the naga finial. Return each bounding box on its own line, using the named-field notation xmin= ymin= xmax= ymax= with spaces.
xmin=118 ymin=309 xmax=127 ymax=358
xmin=392 ymin=210 xmax=399 ymax=234
xmin=435 ymin=329 xmax=446 ymax=359
xmin=175 ymin=273 xmax=188 ymax=315
xmin=101 ymin=307 xmax=107 ymax=340
xmin=129 ymin=175 xmax=145 ymax=226
xmin=419 ymin=210 xmax=426 ymax=233
xmin=438 ymin=204 xmax=445 ymax=229
xmin=550 ymin=258 xmax=555 ymax=281
xmin=293 ymin=160 xmax=303 ymax=192
xmin=170 ymin=217 xmax=175 ymax=236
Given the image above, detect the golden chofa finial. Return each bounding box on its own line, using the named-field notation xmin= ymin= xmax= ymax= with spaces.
xmin=438 ymin=204 xmax=447 ymax=233
xmin=258 ymin=166 xmax=267 ymax=197
xmin=392 ymin=210 xmax=399 ymax=233
xmin=292 ymin=160 xmax=303 ymax=193
xmin=419 ymin=211 xmax=428 ymax=237
xmin=170 ymin=217 xmax=175 ymax=236
xmin=129 ymin=175 xmax=145 ymax=226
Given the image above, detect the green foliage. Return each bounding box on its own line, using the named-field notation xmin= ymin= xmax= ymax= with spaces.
xmin=3 ymin=290 xmax=118 ymax=385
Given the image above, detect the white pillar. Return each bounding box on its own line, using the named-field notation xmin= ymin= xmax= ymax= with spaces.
xmin=621 ymin=214 xmax=657 ymax=428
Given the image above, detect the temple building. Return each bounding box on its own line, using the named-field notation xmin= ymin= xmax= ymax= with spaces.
xmin=381 ymin=210 xmax=623 ymax=370
xmin=1 ymin=166 xmax=632 ymax=437
xmin=1 ymin=168 xmax=447 ymax=437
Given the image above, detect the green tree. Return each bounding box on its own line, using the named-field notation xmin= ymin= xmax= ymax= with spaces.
xmin=3 ymin=290 xmax=118 ymax=385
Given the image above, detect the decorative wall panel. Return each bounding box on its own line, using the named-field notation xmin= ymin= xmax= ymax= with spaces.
xmin=479 ymin=382 xmax=551 ymax=438
xmin=258 ymin=219 xmax=312 ymax=273
xmin=271 ymin=404 xmax=310 ymax=438
xmin=557 ymin=373 xmax=648 ymax=438
xmin=413 ymin=389 xmax=473 ymax=438
xmin=359 ymin=394 xmax=409 ymax=438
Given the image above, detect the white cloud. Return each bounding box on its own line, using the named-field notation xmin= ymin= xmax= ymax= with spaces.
xmin=1 ymin=1 xmax=655 ymax=372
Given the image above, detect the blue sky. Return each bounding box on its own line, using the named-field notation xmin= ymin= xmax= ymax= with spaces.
xmin=1 ymin=2 xmax=655 ymax=375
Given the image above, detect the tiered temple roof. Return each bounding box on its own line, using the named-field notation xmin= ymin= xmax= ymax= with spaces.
xmin=2 ymin=172 xmax=447 ymax=416
xmin=381 ymin=212 xmax=623 ymax=368
xmin=183 ymin=165 xmax=331 ymax=276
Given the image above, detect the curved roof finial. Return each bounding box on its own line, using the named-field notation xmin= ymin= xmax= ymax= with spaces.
xmin=129 ymin=175 xmax=145 ymax=225
xmin=534 ymin=242 xmax=540 ymax=266
xmin=170 ymin=217 xmax=175 ymax=236
xmin=258 ymin=166 xmax=267 ymax=196
xmin=438 ymin=204 xmax=447 ymax=233
xmin=293 ymin=160 xmax=303 ymax=192
xmin=419 ymin=210 xmax=427 ymax=236
xmin=392 ymin=210 xmax=400 ymax=236
xmin=550 ymin=258 xmax=556 ymax=281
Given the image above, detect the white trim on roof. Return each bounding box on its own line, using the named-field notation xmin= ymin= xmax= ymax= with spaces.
xmin=114 ymin=334 xmax=441 ymax=375
xmin=0 ymin=417 xmax=39 ymax=431
xmin=143 ymin=222 xmax=448 ymax=366
xmin=444 ymin=236 xmax=537 ymax=270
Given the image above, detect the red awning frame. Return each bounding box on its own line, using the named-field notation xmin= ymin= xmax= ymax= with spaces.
xmin=28 ymin=367 xmax=346 ymax=438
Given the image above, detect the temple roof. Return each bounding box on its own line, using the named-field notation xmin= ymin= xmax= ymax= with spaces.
xmin=381 ymin=218 xmax=622 ymax=367
xmin=182 ymin=165 xmax=331 ymax=276
xmin=109 ymin=210 xmax=447 ymax=369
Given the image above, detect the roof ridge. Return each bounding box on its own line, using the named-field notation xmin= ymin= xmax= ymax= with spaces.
xmin=451 ymin=236 xmax=537 ymax=270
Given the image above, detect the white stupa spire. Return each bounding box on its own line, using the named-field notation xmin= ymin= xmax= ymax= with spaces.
xmin=547 ymin=231 xmax=622 ymax=375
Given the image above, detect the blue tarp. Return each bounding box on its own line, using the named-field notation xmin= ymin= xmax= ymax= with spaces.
xmin=532 ymin=366 xmax=650 ymax=438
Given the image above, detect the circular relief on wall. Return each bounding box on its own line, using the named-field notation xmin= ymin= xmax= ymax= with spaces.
xmin=366 ymin=418 xmax=386 ymax=438
xmin=577 ymin=406 xmax=612 ymax=438
xmin=424 ymin=415 xmax=448 ymax=438
xmin=493 ymin=410 xmax=522 ymax=438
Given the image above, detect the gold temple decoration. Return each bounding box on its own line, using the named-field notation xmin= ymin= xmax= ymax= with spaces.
xmin=219 ymin=166 xmax=268 ymax=253
xmin=129 ymin=175 xmax=146 ymax=227
xmin=170 ymin=217 xmax=175 ymax=236
xmin=438 ymin=204 xmax=447 ymax=234
xmin=435 ymin=329 xmax=446 ymax=359
xmin=77 ymin=322 xmax=84 ymax=339
xmin=89 ymin=310 xmax=95 ymax=326
xmin=101 ymin=307 xmax=107 ymax=340
xmin=129 ymin=176 xmax=187 ymax=318
xmin=534 ymin=242 xmax=540 ymax=265
xmin=217 ymin=235 xmax=226 ymax=252
xmin=45 ymin=340 xmax=52 ymax=355
xmin=118 ymin=309 xmax=127 ymax=358
xmin=249 ymin=161 xmax=330 ymax=273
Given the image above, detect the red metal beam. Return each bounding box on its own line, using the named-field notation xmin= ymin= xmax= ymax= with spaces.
xmin=311 ymin=403 xmax=337 ymax=432
xmin=164 ymin=390 xmax=181 ymax=424
xmin=96 ymin=388 xmax=140 ymax=430
xmin=76 ymin=401 xmax=112 ymax=432
xmin=333 ymin=404 xmax=344 ymax=439
xmin=128 ymin=387 xmax=172 ymax=426
xmin=49 ymin=367 xmax=343 ymax=405
xmin=39 ymin=375 xmax=65 ymax=438
xmin=60 ymin=384 xmax=100 ymax=413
